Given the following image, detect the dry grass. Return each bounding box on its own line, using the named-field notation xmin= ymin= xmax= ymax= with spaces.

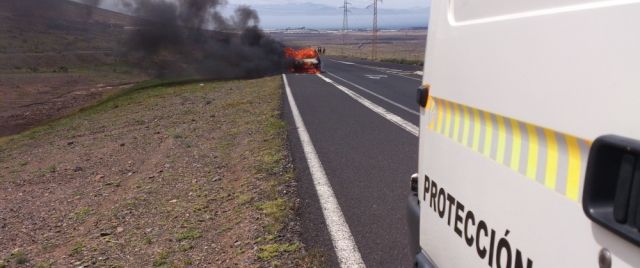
xmin=272 ymin=30 xmax=427 ymax=64
xmin=0 ymin=77 xmax=320 ymax=267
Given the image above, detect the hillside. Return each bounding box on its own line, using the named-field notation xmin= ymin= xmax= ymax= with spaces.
xmin=0 ymin=0 xmax=136 ymax=68
xmin=0 ymin=0 xmax=146 ymax=137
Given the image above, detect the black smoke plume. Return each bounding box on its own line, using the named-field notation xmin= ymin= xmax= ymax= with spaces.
xmin=118 ymin=0 xmax=285 ymax=79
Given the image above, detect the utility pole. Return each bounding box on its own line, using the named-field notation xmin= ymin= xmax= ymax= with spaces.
xmin=372 ymin=0 xmax=381 ymax=60
xmin=341 ymin=1 xmax=351 ymax=55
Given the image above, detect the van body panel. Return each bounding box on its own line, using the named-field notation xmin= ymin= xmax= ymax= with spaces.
xmin=424 ymin=0 xmax=640 ymax=140
xmin=419 ymin=0 xmax=640 ymax=267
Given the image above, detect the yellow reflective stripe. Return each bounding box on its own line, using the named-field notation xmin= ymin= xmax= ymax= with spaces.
xmin=453 ymin=103 xmax=461 ymax=142
xmin=525 ymin=124 xmax=539 ymax=180
xmin=472 ymin=108 xmax=481 ymax=152
xmin=462 ymin=105 xmax=471 ymax=147
xmin=436 ymin=99 xmax=444 ymax=133
xmin=544 ymin=129 xmax=559 ymax=189
xmin=482 ymin=111 xmax=493 ymax=157
xmin=496 ymin=115 xmax=507 ymax=164
xmin=566 ymin=136 xmax=581 ymax=201
xmin=426 ymin=96 xmax=434 ymax=110
xmin=425 ymin=97 xmax=591 ymax=203
xmin=509 ymin=119 xmax=522 ymax=172
xmin=428 ymin=97 xmax=436 ymax=130
xmin=444 ymin=101 xmax=452 ymax=138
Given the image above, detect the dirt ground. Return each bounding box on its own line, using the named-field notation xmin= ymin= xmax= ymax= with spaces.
xmin=0 ymin=69 xmax=146 ymax=137
xmin=0 ymin=0 xmax=148 ymax=137
xmin=0 ymin=76 xmax=319 ymax=267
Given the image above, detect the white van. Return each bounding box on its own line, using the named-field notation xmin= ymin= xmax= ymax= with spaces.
xmin=408 ymin=0 xmax=640 ymax=267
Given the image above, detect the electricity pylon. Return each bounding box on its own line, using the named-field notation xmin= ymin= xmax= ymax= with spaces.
xmin=372 ymin=0 xmax=382 ymax=60
xmin=340 ymin=1 xmax=351 ymax=54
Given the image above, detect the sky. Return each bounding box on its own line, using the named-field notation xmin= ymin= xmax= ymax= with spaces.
xmin=95 ymin=0 xmax=431 ymax=29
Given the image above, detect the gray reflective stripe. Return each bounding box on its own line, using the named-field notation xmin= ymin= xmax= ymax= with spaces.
xmin=536 ymin=127 xmax=548 ymax=185
xmin=517 ymin=121 xmax=530 ymax=175
xmin=503 ymin=116 xmax=514 ymax=167
xmin=489 ymin=113 xmax=499 ymax=160
xmin=444 ymin=100 xmax=452 ymax=137
xmin=466 ymin=106 xmax=476 ymax=148
xmin=448 ymin=102 xmax=457 ymax=139
xmin=425 ymin=96 xmax=591 ymax=202
xmin=478 ymin=111 xmax=488 ymax=154
xmin=455 ymin=103 xmax=465 ymax=143
xmin=555 ymin=132 xmax=569 ymax=196
xmin=577 ymin=139 xmax=591 ymax=198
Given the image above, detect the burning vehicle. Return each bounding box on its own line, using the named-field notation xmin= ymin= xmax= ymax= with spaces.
xmin=285 ymin=47 xmax=322 ymax=74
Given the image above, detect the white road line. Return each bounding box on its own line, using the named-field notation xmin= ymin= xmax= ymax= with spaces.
xmin=382 ymin=70 xmax=422 ymax=81
xmin=317 ymin=74 xmax=419 ymax=137
xmin=334 ymin=60 xmax=356 ymax=65
xmin=326 ymin=72 xmax=419 ymax=116
xmin=330 ymin=59 xmax=358 ymax=65
xmin=283 ymin=74 xmax=366 ymax=268
xmin=328 ymin=59 xmax=423 ymax=81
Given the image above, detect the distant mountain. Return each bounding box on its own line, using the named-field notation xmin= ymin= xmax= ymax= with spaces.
xmin=234 ymin=2 xmax=430 ymax=16
xmin=227 ymin=2 xmax=430 ymax=29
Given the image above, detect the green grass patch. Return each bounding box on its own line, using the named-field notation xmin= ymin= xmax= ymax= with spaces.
xmin=10 ymin=249 xmax=29 ymax=265
xmin=258 ymin=198 xmax=288 ymax=234
xmin=259 ymin=150 xmax=284 ymax=175
xmin=265 ymin=117 xmax=286 ymax=135
xmin=36 ymin=260 xmax=53 ymax=268
xmin=69 ymin=242 xmax=84 ymax=256
xmin=258 ymin=199 xmax=286 ymax=223
xmin=45 ymin=164 xmax=56 ymax=173
xmin=177 ymin=242 xmax=193 ymax=252
xmin=175 ymin=229 xmax=201 ymax=241
xmin=71 ymin=207 xmax=92 ymax=221
xmin=236 ymin=193 xmax=253 ymax=205
xmin=255 ymin=235 xmax=276 ymax=243
xmin=152 ymin=250 xmax=171 ymax=267
xmin=257 ymin=243 xmax=300 ymax=260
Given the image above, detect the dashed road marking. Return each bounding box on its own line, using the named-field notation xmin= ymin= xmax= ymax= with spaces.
xmin=283 ymin=74 xmax=366 ymax=268
xmin=329 ymin=59 xmax=423 ymax=81
xmin=334 ymin=60 xmax=356 ymax=65
xmin=317 ymin=74 xmax=419 ymax=136
xmin=364 ymin=74 xmax=388 ymax=79
xmin=327 ymin=72 xmax=419 ymax=116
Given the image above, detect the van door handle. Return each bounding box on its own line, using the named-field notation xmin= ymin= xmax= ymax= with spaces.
xmin=612 ymin=154 xmax=636 ymax=223
xmin=583 ymin=135 xmax=640 ymax=246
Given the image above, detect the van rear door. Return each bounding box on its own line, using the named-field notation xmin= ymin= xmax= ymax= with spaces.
xmin=418 ymin=0 xmax=640 ymax=267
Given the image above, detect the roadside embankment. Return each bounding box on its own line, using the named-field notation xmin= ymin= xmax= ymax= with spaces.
xmin=0 ymin=76 xmax=320 ymax=267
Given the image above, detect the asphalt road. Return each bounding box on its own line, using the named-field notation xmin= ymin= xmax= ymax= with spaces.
xmin=283 ymin=57 xmax=423 ymax=267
